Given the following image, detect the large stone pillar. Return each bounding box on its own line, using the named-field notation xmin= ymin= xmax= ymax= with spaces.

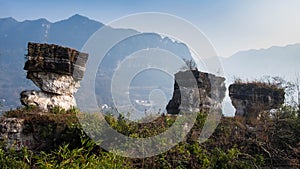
xmin=229 ymin=83 xmax=285 ymax=121
xmin=20 ymin=42 xmax=88 ymax=111
xmin=166 ymin=70 xmax=226 ymax=114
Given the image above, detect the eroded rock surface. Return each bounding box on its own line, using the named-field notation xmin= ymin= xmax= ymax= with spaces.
xmin=229 ymin=83 xmax=285 ymax=120
xmin=20 ymin=42 xmax=88 ymax=111
xmin=20 ymin=90 xmax=76 ymax=110
xmin=166 ymin=69 xmax=226 ymax=114
xmin=27 ymin=72 xmax=80 ymax=95
xmin=0 ymin=118 xmax=35 ymax=151
xmin=24 ymin=42 xmax=88 ymax=80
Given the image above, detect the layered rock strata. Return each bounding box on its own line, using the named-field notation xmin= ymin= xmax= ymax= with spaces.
xmin=20 ymin=42 xmax=88 ymax=110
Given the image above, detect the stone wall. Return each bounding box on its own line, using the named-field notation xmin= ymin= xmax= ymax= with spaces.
xmin=166 ymin=69 xmax=226 ymax=114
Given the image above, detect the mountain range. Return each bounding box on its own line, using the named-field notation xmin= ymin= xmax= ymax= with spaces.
xmin=0 ymin=14 xmax=193 ymax=111
xmin=0 ymin=14 xmax=299 ymax=115
xmin=221 ymin=44 xmax=300 ymax=83
xmin=0 ymin=14 xmax=102 ymax=109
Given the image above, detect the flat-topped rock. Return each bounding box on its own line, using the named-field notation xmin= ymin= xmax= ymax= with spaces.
xmin=24 ymin=42 xmax=88 ymax=80
xmin=229 ymin=83 xmax=285 ymax=120
xmin=166 ymin=69 xmax=226 ymax=114
xmin=21 ymin=42 xmax=88 ymax=111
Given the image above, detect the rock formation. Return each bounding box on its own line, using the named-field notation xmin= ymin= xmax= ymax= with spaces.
xmin=20 ymin=42 xmax=88 ymax=110
xmin=229 ymin=83 xmax=285 ymax=120
xmin=166 ymin=69 xmax=226 ymax=114
xmin=0 ymin=118 xmax=35 ymax=151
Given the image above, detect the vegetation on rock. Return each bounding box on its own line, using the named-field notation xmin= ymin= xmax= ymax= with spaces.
xmin=0 ymin=104 xmax=299 ymax=168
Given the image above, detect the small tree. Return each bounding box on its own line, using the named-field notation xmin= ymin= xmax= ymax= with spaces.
xmin=182 ymin=58 xmax=197 ymax=70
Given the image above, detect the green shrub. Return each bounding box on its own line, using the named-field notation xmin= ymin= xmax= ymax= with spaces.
xmin=3 ymin=105 xmax=300 ymax=168
xmin=0 ymin=147 xmax=30 ymax=169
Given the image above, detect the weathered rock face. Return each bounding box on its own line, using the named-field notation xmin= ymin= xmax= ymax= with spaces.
xmin=0 ymin=112 xmax=81 ymax=151
xmin=24 ymin=42 xmax=88 ymax=80
xmin=27 ymin=72 xmax=80 ymax=95
xmin=0 ymin=118 xmax=35 ymax=151
xmin=20 ymin=42 xmax=88 ymax=111
xmin=229 ymin=83 xmax=285 ymax=119
xmin=166 ymin=69 xmax=226 ymax=114
xmin=20 ymin=90 xmax=76 ymax=110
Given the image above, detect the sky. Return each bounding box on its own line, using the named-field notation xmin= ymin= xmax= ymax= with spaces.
xmin=1 ymin=0 xmax=300 ymax=57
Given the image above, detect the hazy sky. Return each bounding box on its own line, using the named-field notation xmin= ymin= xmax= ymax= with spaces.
xmin=1 ymin=0 xmax=300 ymax=57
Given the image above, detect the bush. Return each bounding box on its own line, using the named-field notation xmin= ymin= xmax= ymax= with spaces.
xmin=1 ymin=106 xmax=299 ymax=168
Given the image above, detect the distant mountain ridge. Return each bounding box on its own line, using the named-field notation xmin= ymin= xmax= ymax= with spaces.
xmin=221 ymin=43 xmax=300 ymax=82
xmin=0 ymin=14 xmax=299 ymax=115
xmin=0 ymin=14 xmax=193 ymax=110
xmin=0 ymin=14 xmax=103 ymax=50
xmin=0 ymin=15 xmax=104 ymax=110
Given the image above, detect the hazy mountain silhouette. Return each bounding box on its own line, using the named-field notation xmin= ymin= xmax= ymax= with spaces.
xmin=221 ymin=44 xmax=300 ymax=83
xmin=0 ymin=15 xmax=103 ymax=109
xmin=1 ymin=14 xmax=299 ymax=114
xmin=220 ymin=44 xmax=300 ymax=116
xmin=0 ymin=14 xmax=193 ymax=110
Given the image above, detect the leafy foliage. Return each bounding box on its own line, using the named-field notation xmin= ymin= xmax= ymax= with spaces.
xmin=0 ymin=105 xmax=299 ymax=168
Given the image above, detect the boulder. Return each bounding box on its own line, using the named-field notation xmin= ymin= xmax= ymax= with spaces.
xmin=229 ymin=83 xmax=285 ymax=119
xmin=20 ymin=90 xmax=76 ymax=110
xmin=166 ymin=69 xmax=226 ymax=114
xmin=20 ymin=42 xmax=88 ymax=111
xmin=0 ymin=118 xmax=35 ymax=151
